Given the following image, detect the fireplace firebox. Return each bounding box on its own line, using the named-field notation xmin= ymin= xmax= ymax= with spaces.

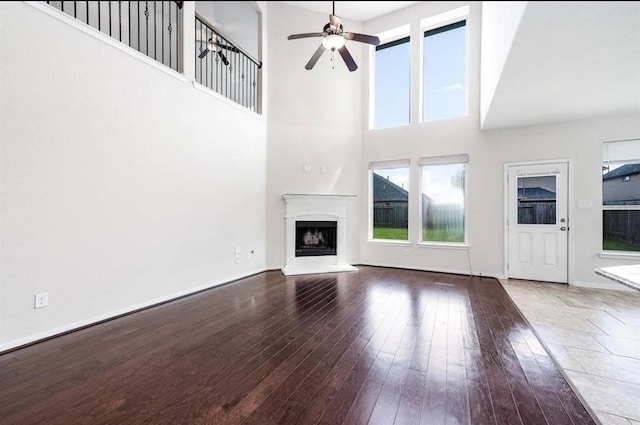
xmin=295 ymin=221 xmax=337 ymax=257
xmin=282 ymin=193 xmax=358 ymax=276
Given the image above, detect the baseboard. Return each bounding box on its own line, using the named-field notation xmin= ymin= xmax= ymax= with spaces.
xmin=0 ymin=268 xmax=266 ymax=354
xmin=358 ymin=262 xmax=505 ymax=280
xmin=571 ymin=280 xmax=636 ymax=291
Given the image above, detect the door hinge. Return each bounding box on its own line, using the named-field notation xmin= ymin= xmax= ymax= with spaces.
xmin=507 ymin=262 xmax=510 ymax=270
xmin=507 ymin=219 xmax=509 ymax=226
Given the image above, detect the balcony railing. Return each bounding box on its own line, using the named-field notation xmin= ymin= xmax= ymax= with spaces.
xmin=45 ymin=1 xmax=183 ymax=72
xmin=195 ymin=14 xmax=262 ymax=112
xmin=41 ymin=2 xmax=262 ymax=113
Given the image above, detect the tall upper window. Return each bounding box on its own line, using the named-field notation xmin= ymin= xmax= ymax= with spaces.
xmin=370 ymin=161 xmax=410 ymax=241
xmin=374 ymin=36 xmax=410 ymax=129
xmin=423 ymin=21 xmax=467 ymax=122
xmin=602 ymin=140 xmax=640 ymax=252
xmin=420 ymin=155 xmax=468 ymax=243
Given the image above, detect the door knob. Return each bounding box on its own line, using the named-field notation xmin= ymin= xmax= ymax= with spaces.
xmin=560 ymin=226 xmax=567 ymax=231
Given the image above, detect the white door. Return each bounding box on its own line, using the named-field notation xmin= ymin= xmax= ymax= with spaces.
xmin=507 ymin=162 xmax=568 ymax=283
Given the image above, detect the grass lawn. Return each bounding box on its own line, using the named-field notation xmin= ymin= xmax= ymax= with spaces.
xmin=373 ymin=227 xmax=408 ymax=240
xmin=603 ymin=239 xmax=640 ymax=252
xmin=423 ymin=228 xmax=464 ymax=243
xmin=372 ymin=227 xmax=465 ymax=243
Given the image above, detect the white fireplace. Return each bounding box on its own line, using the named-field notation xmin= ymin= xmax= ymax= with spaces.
xmin=282 ymin=194 xmax=358 ymax=276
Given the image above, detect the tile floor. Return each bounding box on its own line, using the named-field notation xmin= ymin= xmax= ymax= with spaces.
xmin=501 ymin=279 xmax=640 ymax=425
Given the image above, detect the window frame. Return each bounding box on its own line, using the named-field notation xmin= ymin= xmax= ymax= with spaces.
xmin=418 ymin=154 xmax=469 ymax=247
xmin=370 ymin=28 xmax=411 ymax=130
xmin=368 ymin=160 xmax=412 ymax=244
xmin=601 ymin=139 xmax=640 ymax=255
xmin=420 ymin=7 xmax=470 ymax=123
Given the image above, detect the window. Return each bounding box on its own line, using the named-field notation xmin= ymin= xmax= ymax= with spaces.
xmin=420 ymin=155 xmax=468 ymax=243
xmin=370 ymin=161 xmax=410 ymax=241
xmin=374 ymin=36 xmax=410 ymax=129
xmin=603 ymin=139 xmax=640 ymax=252
xmin=423 ymin=20 xmax=467 ymax=122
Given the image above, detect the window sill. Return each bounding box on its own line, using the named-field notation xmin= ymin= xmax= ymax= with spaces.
xmin=367 ymin=239 xmax=412 ymax=247
xmin=599 ymin=251 xmax=640 ymax=260
xmin=417 ymin=242 xmax=470 ymax=250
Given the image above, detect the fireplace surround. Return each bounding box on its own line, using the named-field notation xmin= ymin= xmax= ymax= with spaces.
xmin=282 ymin=194 xmax=358 ymax=276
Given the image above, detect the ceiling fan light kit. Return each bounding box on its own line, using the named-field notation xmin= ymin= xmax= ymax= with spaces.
xmin=287 ymin=1 xmax=380 ymax=72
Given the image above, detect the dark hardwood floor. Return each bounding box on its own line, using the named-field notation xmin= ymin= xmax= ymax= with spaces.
xmin=0 ymin=267 xmax=596 ymax=425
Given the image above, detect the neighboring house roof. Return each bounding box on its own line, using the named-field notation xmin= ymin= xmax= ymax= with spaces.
xmin=518 ymin=187 xmax=556 ymax=200
xmin=603 ymin=163 xmax=640 ymax=181
xmin=373 ymin=172 xmax=408 ymax=202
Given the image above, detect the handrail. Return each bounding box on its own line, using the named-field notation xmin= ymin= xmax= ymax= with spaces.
xmin=194 ymin=12 xmax=261 ymax=68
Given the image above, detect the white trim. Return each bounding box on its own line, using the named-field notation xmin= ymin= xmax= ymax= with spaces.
xmin=376 ymin=24 xmax=411 ymax=44
xmin=419 ymin=161 xmax=468 ymax=245
xmin=419 ymin=6 xmax=470 ymax=124
xmin=281 ymin=264 xmax=358 ymax=276
xmin=572 ymin=279 xmax=636 ymax=292
xmin=503 ymin=158 xmax=574 ymax=283
xmin=367 ymin=240 xmax=412 ymax=246
xmin=420 ymin=5 xmax=470 ymax=33
xmin=368 ymin=159 xmax=411 ymax=170
xmin=599 ymin=251 xmax=640 ymax=260
xmin=416 ymin=242 xmax=470 ymax=250
xmin=0 ymin=268 xmax=266 ymax=353
xmin=602 ymin=138 xmax=640 ymax=163
xmin=419 ymin=154 xmax=469 ymax=166
xmin=25 ymin=1 xmax=188 ymax=84
xmin=361 ymin=262 xmax=504 ymax=280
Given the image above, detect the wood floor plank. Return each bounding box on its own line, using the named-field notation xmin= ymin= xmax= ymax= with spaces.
xmin=0 ymin=267 xmax=598 ymax=425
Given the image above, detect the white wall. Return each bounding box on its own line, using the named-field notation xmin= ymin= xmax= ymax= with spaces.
xmin=360 ymin=1 xmax=640 ymax=288
xmin=0 ymin=2 xmax=266 ymax=349
xmin=265 ymin=2 xmax=363 ymax=269
xmin=480 ymin=1 xmax=527 ymax=127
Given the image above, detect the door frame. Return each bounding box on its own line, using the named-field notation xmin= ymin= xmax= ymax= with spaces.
xmin=503 ymin=158 xmax=574 ymax=283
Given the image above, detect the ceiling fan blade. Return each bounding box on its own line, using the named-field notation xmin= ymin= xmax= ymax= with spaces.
xmin=288 ymin=32 xmax=324 ymax=40
xmin=219 ymin=44 xmax=240 ymax=53
xmin=218 ymin=51 xmax=229 ymax=66
xmin=305 ymin=44 xmax=326 ymax=70
xmin=338 ymin=46 xmax=357 ymax=72
xmin=329 ymin=14 xmax=342 ymax=30
xmin=344 ymin=32 xmax=381 ymax=46
xmin=198 ymin=49 xmax=209 ymax=59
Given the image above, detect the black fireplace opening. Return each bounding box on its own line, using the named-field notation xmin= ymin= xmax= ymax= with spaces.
xmin=295 ymin=221 xmax=337 ymax=257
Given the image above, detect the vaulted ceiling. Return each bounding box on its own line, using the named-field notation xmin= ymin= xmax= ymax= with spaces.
xmin=280 ymin=1 xmax=640 ymax=130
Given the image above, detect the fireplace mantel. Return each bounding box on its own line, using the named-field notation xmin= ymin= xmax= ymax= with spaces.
xmin=282 ymin=194 xmax=358 ymax=276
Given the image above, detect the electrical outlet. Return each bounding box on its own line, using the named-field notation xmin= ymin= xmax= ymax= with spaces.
xmin=404 ymin=248 xmax=410 ymax=256
xmin=34 ymin=293 xmax=48 ymax=309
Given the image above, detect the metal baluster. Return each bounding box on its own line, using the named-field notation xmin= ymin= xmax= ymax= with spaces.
xmin=137 ymin=1 xmax=140 ymax=51
xmin=109 ymin=1 xmax=112 ymax=36
xmin=86 ymin=1 xmax=88 ymax=24
xmin=128 ymin=2 xmax=131 ymax=47
xmin=176 ymin=1 xmax=180 ymax=71
xmin=154 ymin=1 xmax=157 ymax=61
xmin=205 ymin=26 xmax=209 ymax=89
xmin=145 ymin=1 xmax=149 ymax=55
xmin=161 ymin=2 xmax=164 ymax=65
xmin=118 ymin=1 xmax=122 ymax=42
xmin=168 ymin=2 xmax=172 ymax=70
xmin=98 ymin=1 xmax=101 ymax=31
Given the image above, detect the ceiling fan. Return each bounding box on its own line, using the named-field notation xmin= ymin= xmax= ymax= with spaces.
xmin=198 ymin=34 xmax=240 ymax=66
xmin=287 ymin=1 xmax=380 ymax=72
